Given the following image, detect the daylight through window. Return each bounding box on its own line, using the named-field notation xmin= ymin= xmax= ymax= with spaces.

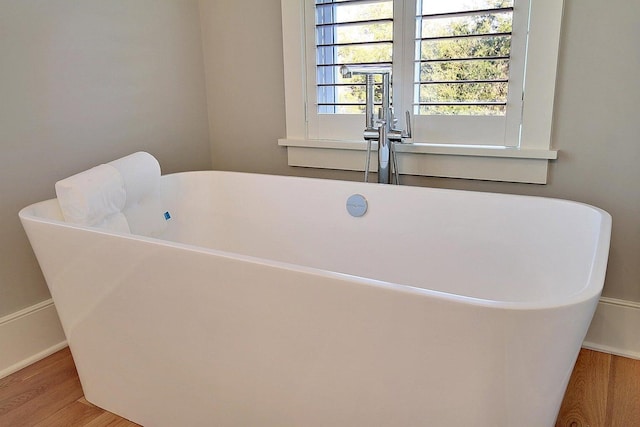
xmin=414 ymin=0 xmax=514 ymax=115
xmin=315 ymin=0 xmax=516 ymax=116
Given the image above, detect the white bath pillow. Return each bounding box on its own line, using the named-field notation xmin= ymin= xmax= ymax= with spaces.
xmin=94 ymin=212 xmax=131 ymax=233
xmin=108 ymin=152 xmax=160 ymax=204
xmin=107 ymin=151 xmax=167 ymax=237
xmin=55 ymin=164 xmax=131 ymax=233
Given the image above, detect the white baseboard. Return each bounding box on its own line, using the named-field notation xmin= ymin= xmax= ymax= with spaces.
xmin=583 ymin=297 xmax=640 ymax=360
xmin=0 ymin=299 xmax=68 ymax=379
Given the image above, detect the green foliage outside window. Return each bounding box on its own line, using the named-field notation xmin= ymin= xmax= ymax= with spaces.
xmin=318 ymin=0 xmax=514 ymax=115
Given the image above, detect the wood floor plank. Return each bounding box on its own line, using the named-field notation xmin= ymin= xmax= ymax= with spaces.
xmin=78 ymin=396 xmax=98 ymax=407
xmin=0 ymin=375 xmax=84 ymax=426
xmin=77 ymin=397 xmax=140 ymax=426
xmin=607 ymin=355 xmax=640 ymax=427
xmin=0 ymin=355 xmax=81 ymax=416
xmin=83 ymin=411 xmax=140 ymax=427
xmin=0 ymin=347 xmax=72 ymax=398
xmin=32 ymin=400 xmax=105 ymax=427
xmin=555 ymin=348 xmax=611 ymax=427
xmin=0 ymin=348 xmax=138 ymax=426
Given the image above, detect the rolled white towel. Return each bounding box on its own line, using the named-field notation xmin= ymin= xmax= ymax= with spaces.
xmin=108 ymin=152 xmax=167 ymax=237
xmin=55 ymin=164 xmax=131 ymax=233
xmin=108 ymin=152 xmax=160 ymax=204
xmin=94 ymin=212 xmax=131 ymax=232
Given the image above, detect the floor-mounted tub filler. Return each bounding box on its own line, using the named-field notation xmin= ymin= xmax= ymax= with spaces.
xmin=20 ymin=152 xmax=611 ymax=426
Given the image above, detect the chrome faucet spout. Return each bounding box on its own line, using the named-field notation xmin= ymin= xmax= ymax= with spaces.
xmin=340 ymin=65 xmax=410 ymax=184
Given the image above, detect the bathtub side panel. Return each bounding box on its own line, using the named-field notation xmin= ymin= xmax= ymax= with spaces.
xmin=503 ymin=298 xmax=600 ymax=425
xmin=21 ymin=218 xmax=582 ymax=426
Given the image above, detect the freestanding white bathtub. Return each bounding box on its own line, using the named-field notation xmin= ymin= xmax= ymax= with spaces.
xmin=20 ymin=170 xmax=611 ymax=426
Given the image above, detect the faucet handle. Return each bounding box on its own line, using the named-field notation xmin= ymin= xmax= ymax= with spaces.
xmin=390 ymin=107 xmax=398 ymax=126
xmin=388 ymin=110 xmax=412 ymax=143
xmin=403 ymin=111 xmax=412 ymax=139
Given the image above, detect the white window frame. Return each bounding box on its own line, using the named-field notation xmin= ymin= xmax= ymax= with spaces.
xmin=279 ymin=0 xmax=562 ymax=184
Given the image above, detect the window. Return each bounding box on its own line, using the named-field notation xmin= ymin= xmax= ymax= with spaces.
xmin=413 ymin=2 xmax=515 ymax=116
xmin=280 ymin=0 xmax=562 ymax=183
xmin=315 ymin=0 xmax=394 ymax=115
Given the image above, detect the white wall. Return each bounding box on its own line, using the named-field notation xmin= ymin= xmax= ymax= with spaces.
xmin=0 ymin=0 xmax=211 ymax=318
xmin=199 ymin=0 xmax=288 ymax=173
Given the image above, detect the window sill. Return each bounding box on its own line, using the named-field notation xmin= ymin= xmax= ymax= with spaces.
xmin=278 ymin=139 xmax=558 ymax=184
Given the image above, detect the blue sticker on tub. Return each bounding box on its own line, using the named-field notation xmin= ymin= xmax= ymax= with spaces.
xmin=164 ymin=211 xmax=171 ymax=220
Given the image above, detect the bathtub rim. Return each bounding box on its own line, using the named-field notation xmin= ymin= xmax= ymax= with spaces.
xmin=19 ymin=171 xmax=612 ymax=311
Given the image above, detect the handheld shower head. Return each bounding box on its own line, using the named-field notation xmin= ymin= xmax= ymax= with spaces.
xmin=339 ymin=65 xmax=352 ymax=78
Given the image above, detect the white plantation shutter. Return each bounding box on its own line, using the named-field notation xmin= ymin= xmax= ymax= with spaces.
xmin=413 ymin=2 xmax=515 ymax=115
xmin=315 ymin=0 xmax=393 ymax=114
xmin=311 ymin=0 xmax=527 ymax=146
xmin=281 ymin=0 xmax=562 ymax=183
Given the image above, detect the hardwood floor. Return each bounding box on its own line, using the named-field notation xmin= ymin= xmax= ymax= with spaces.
xmin=556 ymin=348 xmax=640 ymax=426
xmin=0 ymin=347 xmax=136 ymax=426
xmin=1 ymin=347 xmax=638 ymax=426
